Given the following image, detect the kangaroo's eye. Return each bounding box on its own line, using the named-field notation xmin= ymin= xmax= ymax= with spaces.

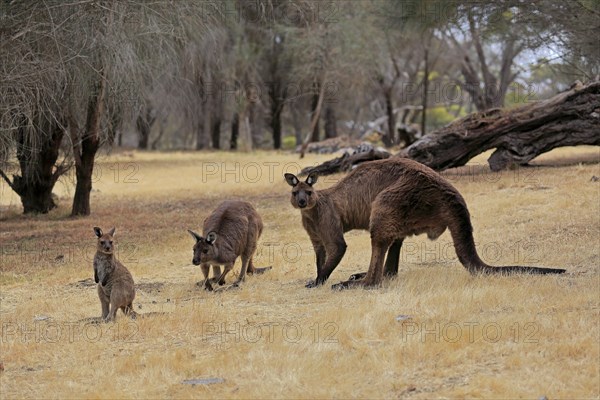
xmin=109 ymin=241 xmax=113 ymax=245
xmin=306 ymin=191 xmax=312 ymax=196
xmin=292 ymin=192 xmax=298 ymax=196
xmin=202 ymin=249 xmax=209 ymax=254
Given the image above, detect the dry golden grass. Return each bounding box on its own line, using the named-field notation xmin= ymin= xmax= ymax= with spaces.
xmin=0 ymin=147 xmax=599 ymax=399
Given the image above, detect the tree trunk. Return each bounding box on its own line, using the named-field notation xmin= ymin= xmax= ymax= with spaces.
xmin=271 ymin=101 xmax=283 ymax=149
xmin=383 ymin=88 xmax=395 ymax=147
xmin=211 ymin=115 xmax=221 ymax=150
xmin=450 ymin=19 xmax=522 ymax=112
xmin=310 ymin=86 xmax=321 ymax=143
xmin=459 ymin=55 xmax=486 ymax=112
xmin=269 ymin=33 xmax=284 ymax=149
xmin=0 ymin=113 xmax=66 ymax=214
xmin=239 ymin=109 xmax=253 ymax=152
xmin=209 ymin=92 xmax=222 ymax=150
xmin=300 ymin=78 xmax=327 ymax=158
xmin=402 ymin=81 xmax=600 ymax=171
xmin=16 ymin=182 xmax=57 ymax=213
xmin=136 ymin=106 xmax=155 ymax=150
xmin=150 ymin=115 xmax=166 ymax=150
xmin=467 ymin=13 xmax=500 ymax=110
xmin=230 ymin=112 xmax=239 ymax=150
xmin=292 ymin=106 xmax=303 ymax=148
xmin=196 ymin=101 xmax=210 ymax=150
xmin=72 ymin=150 xmax=94 ymax=216
xmin=248 ymin=102 xmax=263 ymax=148
xmin=421 ymin=47 xmax=429 ymax=138
xmin=195 ymin=121 xmax=205 ymax=150
xmin=324 ymin=105 xmax=337 ymax=138
xmin=107 ymin=103 xmax=122 ymax=147
xmin=137 ymin=120 xmax=149 ymax=149
xmin=71 ymin=73 xmax=106 ymax=216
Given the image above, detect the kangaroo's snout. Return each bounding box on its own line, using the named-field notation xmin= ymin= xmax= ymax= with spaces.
xmin=98 ymin=239 xmax=114 ymax=254
xmin=298 ymin=198 xmax=307 ymax=208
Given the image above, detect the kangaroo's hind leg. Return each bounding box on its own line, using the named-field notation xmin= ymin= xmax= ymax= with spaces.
xmin=208 ymin=265 xmax=225 ymax=285
xmin=105 ymin=296 xmax=120 ymax=322
xmin=120 ymin=303 xmax=136 ymax=319
xmin=242 ymin=224 xmax=271 ymax=276
xmin=348 ymin=239 xmax=403 ymax=281
xmin=334 ymin=236 xmax=391 ymax=290
xmin=98 ymin=285 xmax=110 ymax=320
xmin=384 ymin=238 xmax=403 ymax=277
xmin=335 ymin=188 xmax=405 ymax=289
xmin=233 ymin=255 xmax=250 ymax=286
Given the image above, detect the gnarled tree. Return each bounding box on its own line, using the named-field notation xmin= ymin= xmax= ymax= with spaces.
xmin=1 ymin=0 xmax=211 ymax=215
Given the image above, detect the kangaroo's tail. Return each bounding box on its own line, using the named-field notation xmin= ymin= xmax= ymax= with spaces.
xmin=446 ymin=199 xmax=565 ymax=275
xmin=475 ymin=265 xmax=566 ymax=275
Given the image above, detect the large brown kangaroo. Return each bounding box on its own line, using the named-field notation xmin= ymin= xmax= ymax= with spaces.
xmin=284 ymin=158 xmax=565 ymax=289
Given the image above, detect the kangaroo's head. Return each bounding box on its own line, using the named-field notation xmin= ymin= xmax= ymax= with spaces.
xmin=188 ymin=230 xmax=218 ymax=265
xmin=285 ymin=173 xmax=318 ymax=210
xmin=94 ymin=227 xmax=116 ymax=254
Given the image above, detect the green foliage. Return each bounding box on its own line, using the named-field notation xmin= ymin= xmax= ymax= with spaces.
xmin=282 ymin=135 xmax=297 ymax=151
xmin=427 ymin=105 xmax=466 ymax=130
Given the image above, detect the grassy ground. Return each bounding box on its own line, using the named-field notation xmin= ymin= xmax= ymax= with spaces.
xmin=0 ymin=147 xmax=599 ymax=399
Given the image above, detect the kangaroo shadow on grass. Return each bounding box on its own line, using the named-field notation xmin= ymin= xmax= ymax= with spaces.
xmin=72 ymin=278 xmax=170 ymax=323
xmin=78 ymin=311 xmax=169 ymax=324
xmin=196 ymin=266 xmax=273 ymax=292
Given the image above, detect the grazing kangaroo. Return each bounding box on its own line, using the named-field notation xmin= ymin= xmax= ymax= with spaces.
xmin=93 ymin=227 xmax=136 ymax=321
xmin=284 ymin=158 xmax=565 ymax=289
xmin=188 ymin=200 xmax=271 ymax=290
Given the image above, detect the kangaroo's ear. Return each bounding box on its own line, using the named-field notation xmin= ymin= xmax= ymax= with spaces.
xmin=284 ymin=173 xmax=299 ymax=187
xmin=188 ymin=230 xmax=202 ymax=243
xmin=107 ymin=227 xmax=116 ymax=236
xmin=206 ymin=231 xmax=218 ymax=245
xmin=93 ymin=227 xmax=103 ymax=238
xmin=305 ymin=173 xmax=318 ymax=186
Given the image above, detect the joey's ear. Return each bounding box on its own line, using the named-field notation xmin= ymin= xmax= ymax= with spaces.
xmin=284 ymin=173 xmax=299 ymax=187
xmin=107 ymin=227 xmax=116 ymax=236
xmin=206 ymin=231 xmax=218 ymax=245
xmin=188 ymin=229 xmax=202 ymax=243
xmin=305 ymin=173 xmax=318 ymax=186
xmin=93 ymin=227 xmax=103 ymax=238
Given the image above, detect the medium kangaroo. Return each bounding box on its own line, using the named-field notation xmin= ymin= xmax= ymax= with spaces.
xmin=284 ymin=158 xmax=565 ymax=289
xmin=93 ymin=227 xmax=137 ymax=321
xmin=188 ymin=200 xmax=271 ymax=290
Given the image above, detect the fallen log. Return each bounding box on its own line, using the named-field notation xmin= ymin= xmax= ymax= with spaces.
xmin=300 ymin=146 xmax=390 ymax=176
xmin=303 ymin=80 xmax=600 ymax=174
xmin=297 ymin=135 xmax=364 ymax=155
xmin=401 ymin=80 xmax=600 ymax=171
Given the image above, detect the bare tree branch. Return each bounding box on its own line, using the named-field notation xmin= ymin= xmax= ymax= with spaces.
xmin=0 ymin=169 xmax=16 ymax=191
